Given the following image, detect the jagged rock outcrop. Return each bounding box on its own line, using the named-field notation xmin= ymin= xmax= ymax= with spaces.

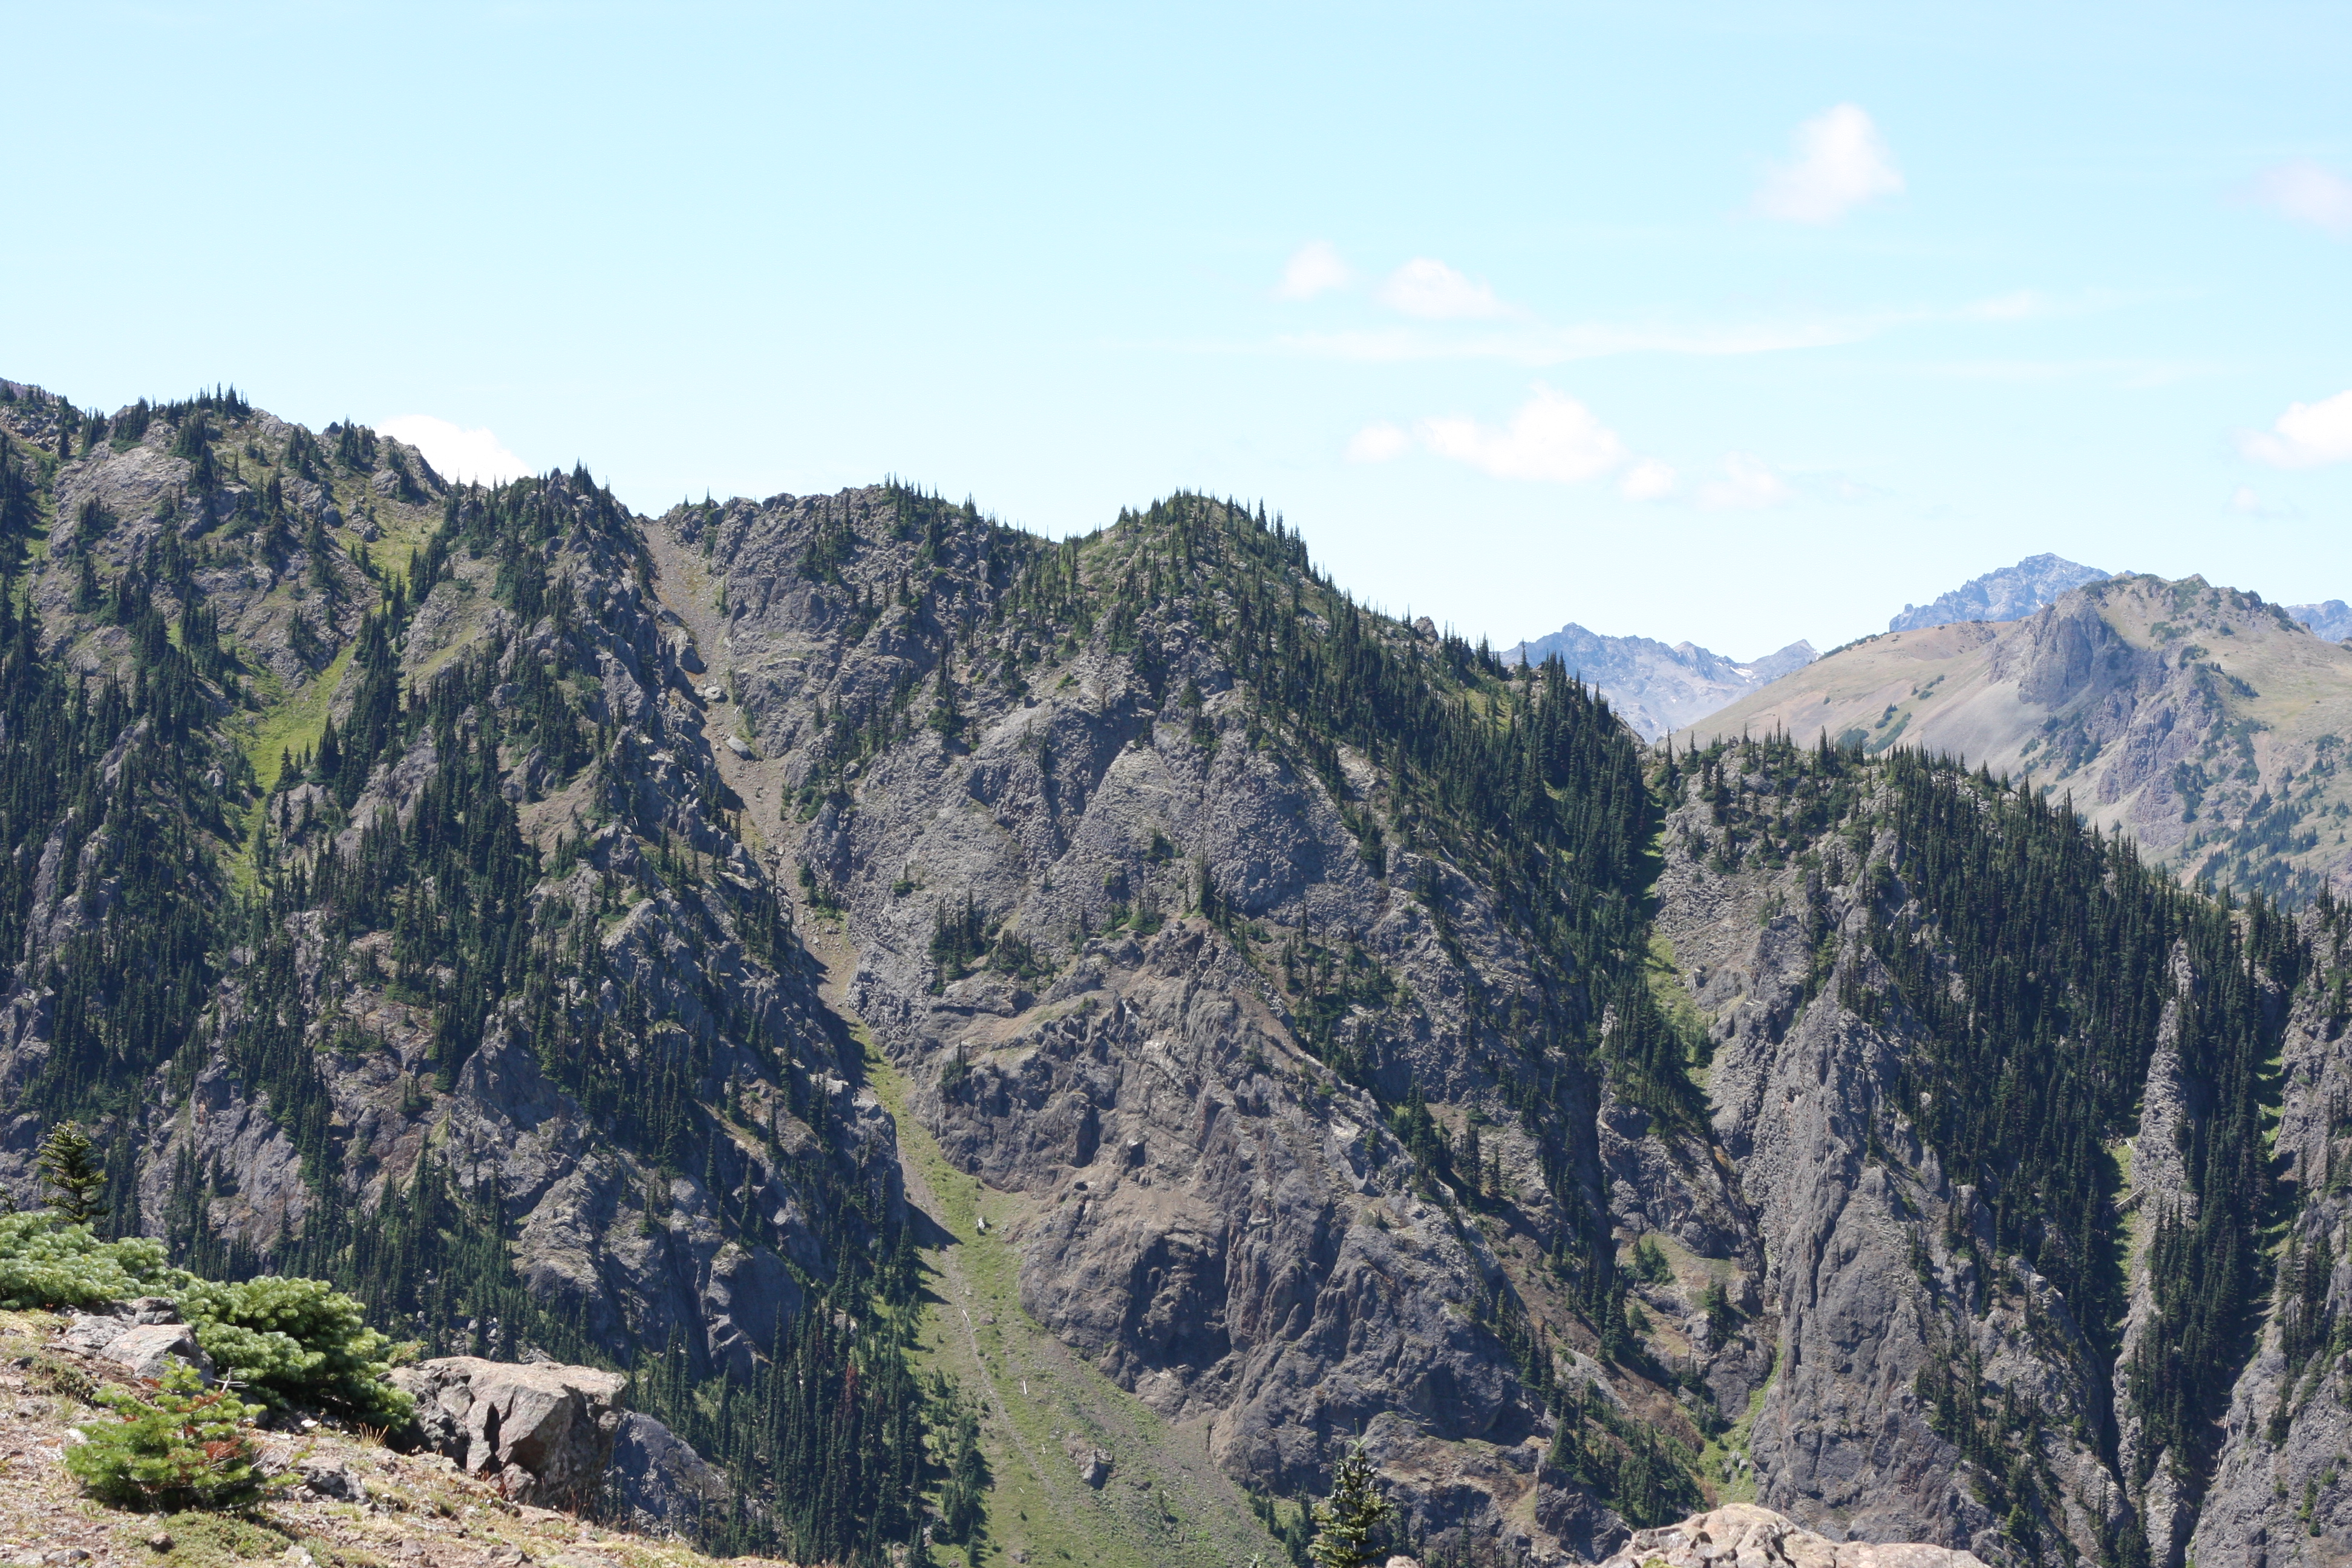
xmin=1601 ymin=1505 xmax=1991 ymax=1568
xmin=392 ymin=1355 xmax=628 ymax=1509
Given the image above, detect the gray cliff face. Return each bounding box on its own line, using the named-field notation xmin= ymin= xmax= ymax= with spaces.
xmin=1641 ymin=782 xmax=2102 ymax=1561
xmin=1505 ymin=624 xmax=1818 ymax=742
xmin=2187 ymin=949 xmax=2352 ymax=1568
xmin=1621 ymin=756 xmax=2352 ymax=1566
xmin=1889 ymin=554 xmax=2112 ymax=633
xmin=688 ymin=494 xmax=1598 ymax=1553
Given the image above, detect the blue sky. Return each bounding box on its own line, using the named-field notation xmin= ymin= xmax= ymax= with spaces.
xmin=4 ymin=2 xmax=2348 ymax=656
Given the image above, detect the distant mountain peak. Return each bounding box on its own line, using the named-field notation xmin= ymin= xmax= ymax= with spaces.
xmin=2292 ymin=599 xmax=2352 ymax=642
xmin=1889 ymin=553 xmax=2111 ymax=633
xmin=1504 ymin=622 xmax=1816 ymax=740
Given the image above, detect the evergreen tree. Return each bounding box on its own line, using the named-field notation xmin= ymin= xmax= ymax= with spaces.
xmin=1309 ymin=1442 xmax=1392 ymax=1568
xmin=36 ymin=1121 xmax=108 ymax=1224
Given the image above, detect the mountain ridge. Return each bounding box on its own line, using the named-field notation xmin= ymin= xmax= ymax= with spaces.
xmin=0 ymin=376 xmax=2348 ymax=1566
xmin=1677 ymin=571 xmax=2352 ymax=900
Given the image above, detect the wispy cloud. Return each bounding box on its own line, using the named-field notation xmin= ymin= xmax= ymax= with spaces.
xmin=1348 ymin=384 xmax=1699 ymax=500
xmin=2245 ymin=160 xmax=2352 ymax=237
xmin=379 ymin=414 xmax=531 ymax=483
xmin=2238 ymin=389 xmax=2352 ymax=468
xmin=2230 ymin=486 xmax=2299 ymax=520
xmin=1414 ymin=385 xmax=1629 ymax=482
xmin=1276 ymin=241 xmax=1353 ymax=299
xmin=1753 ymin=104 xmax=1904 ymax=224
xmin=1696 ymin=452 xmax=1795 ymax=510
xmin=1345 ymin=422 xmax=1412 ymax=463
xmin=1348 ymin=388 xmax=1805 ymax=512
xmin=1376 ymin=257 xmax=1514 ymax=320
xmin=1902 ymin=355 xmax=2211 ymax=387
xmin=1618 ymin=458 xmax=1679 ymax=501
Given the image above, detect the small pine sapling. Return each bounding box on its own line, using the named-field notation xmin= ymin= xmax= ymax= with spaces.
xmin=65 ymin=1362 xmax=269 ymax=1512
xmin=36 ymin=1122 xmax=108 ymax=1225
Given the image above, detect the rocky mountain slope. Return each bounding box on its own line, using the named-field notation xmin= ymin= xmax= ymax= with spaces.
xmin=1503 ymin=624 xmax=1816 ymax=741
xmin=1887 ymin=554 xmax=2111 ymax=633
xmin=1679 ymin=573 xmax=2352 ymax=901
xmin=0 ymin=378 xmax=2348 ymax=1567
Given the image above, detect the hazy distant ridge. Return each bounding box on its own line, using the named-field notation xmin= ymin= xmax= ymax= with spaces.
xmin=1505 ymin=623 xmax=1815 ymax=740
xmin=2291 ymin=600 xmax=2352 ymax=642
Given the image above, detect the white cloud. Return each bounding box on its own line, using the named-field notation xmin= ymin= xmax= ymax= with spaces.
xmin=1346 ymin=422 xmax=1412 ymax=463
xmin=1618 ymin=458 xmax=1679 ymax=500
xmin=2229 ymin=485 xmax=2298 ymax=519
xmin=1277 ymin=241 xmax=1353 ymax=299
xmin=2239 ymin=389 xmax=2352 ymax=468
xmin=1696 ymin=452 xmax=1795 ymax=510
xmin=1417 ymin=384 xmax=1630 ymax=483
xmin=2247 ymin=160 xmax=2352 ymax=236
xmin=1377 ymin=257 xmax=1512 ymax=320
xmin=1753 ymin=104 xmax=1904 ymax=224
xmin=379 ymin=414 xmax=532 ymax=483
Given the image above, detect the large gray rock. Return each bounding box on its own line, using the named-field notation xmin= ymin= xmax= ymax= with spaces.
xmin=1602 ymin=1505 xmax=1991 ymax=1568
xmin=59 ymin=1312 xmax=212 ymax=1383
xmin=391 ymin=1356 xmax=627 ymax=1509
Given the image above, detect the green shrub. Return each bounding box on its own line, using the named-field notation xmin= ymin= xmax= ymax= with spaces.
xmin=64 ymin=1362 xmax=269 ymax=1512
xmin=176 ymin=1276 xmax=414 ymax=1425
xmin=0 ymin=1218 xmax=412 ymax=1423
xmin=0 ymin=1212 xmax=187 ymax=1310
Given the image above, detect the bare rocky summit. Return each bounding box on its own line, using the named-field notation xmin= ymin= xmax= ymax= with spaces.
xmin=1887 ymin=554 xmax=2111 ymax=633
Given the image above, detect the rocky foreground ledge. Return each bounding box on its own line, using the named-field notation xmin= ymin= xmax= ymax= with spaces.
xmin=1601 ymin=1506 xmax=1990 ymax=1568
xmin=0 ymin=1307 xmax=768 ymax=1568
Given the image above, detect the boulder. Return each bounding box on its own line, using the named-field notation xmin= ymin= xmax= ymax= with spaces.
xmin=391 ymin=1355 xmax=627 ymax=1509
xmin=1599 ymin=1506 xmax=1991 ymax=1568
xmin=293 ymin=1457 xmax=368 ymax=1501
xmin=105 ymin=1324 xmax=211 ymax=1383
xmin=58 ymin=1312 xmax=212 ymax=1383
